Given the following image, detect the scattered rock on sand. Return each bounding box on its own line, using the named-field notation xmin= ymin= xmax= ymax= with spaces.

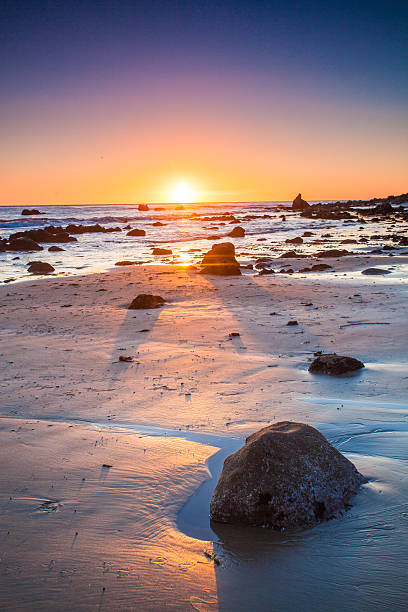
xmin=128 ymin=294 xmax=166 ymax=309
xmin=309 ymin=354 xmax=364 ymax=375
xmin=127 ymin=228 xmax=146 ymax=236
xmin=311 ymin=263 xmax=332 ymax=271
xmin=200 ymin=242 xmax=241 ymax=275
xmin=292 ymin=193 xmax=310 ymax=211
xmin=210 ymin=421 xmax=365 ymax=528
xmin=27 ymin=261 xmax=55 ymax=274
xmin=361 ymin=268 xmax=391 ymax=275
xmin=228 ymin=226 xmax=245 ymax=238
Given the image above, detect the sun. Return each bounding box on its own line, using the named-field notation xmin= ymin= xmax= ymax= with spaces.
xmin=169 ymin=181 xmax=197 ymax=204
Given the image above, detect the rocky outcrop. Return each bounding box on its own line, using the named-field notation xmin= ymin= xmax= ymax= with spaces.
xmin=309 ymin=354 xmax=364 ymax=375
xmin=128 ymin=294 xmax=166 ymax=309
xmin=27 ymin=261 xmax=55 ymax=274
xmin=9 ymin=228 xmax=76 ymax=243
xmin=200 ymin=242 xmax=241 ymax=275
xmin=6 ymin=238 xmax=43 ymax=251
xmin=210 ymin=421 xmax=365 ymax=528
xmin=228 ymin=226 xmax=245 ymax=238
xmin=21 ymin=209 xmax=42 ymax=215
xmin=127 ymin=228 xmax=146 ymax=237
xmin=292 ymin=193 xmax=310 ymax=211
xmin=138 ymin=204 xmax=149 ymax=211
xmin=64 ymin=224 xmax=121 ymax=234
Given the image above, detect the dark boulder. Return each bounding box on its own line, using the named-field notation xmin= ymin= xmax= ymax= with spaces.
xmin=228 ymin=226 xmax=245 ymax=238
xmin=11 ymin=228 xmax=75 ymax=243
xmin=309 ymin=354 xmax=364 ymax=375
xmin=210 ymin=421 xmax=365 ymax=528
xmin=128 ymin=294 xmax=166 ymax=309
xmin=200 ymin=242 xmax=241 ymax=275
xmin=292 ymin=193 xmax=310 ymax=211
xmin=27 ymin=261 xmax=55 ymax=274
xmin=7 ymin=238 xmax=43 ymax=252
xmin=311 ymin=263 xmax=332 ymax=271
xmin=127 ymin=228 xmax=146 ymax=237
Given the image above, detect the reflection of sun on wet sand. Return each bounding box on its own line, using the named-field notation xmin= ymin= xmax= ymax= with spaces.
xmin=0 ymin=263 xmax=407 ymax=609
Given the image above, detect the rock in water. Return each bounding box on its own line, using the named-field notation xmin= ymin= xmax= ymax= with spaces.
xmin=292 ymin=193 xmax=310 ymax=211
xmin=309 ymin=354 xmax=364 ymax=375
xmin=128 ymin=294 xmax=166 ymax=309
xmin=200 ymin=242 xmax=241 ymax=275
xmin=228 ymin=226 xmax=245 ymax=237
xmin=21 ymin=208 xmax=42 ymax=215
xmin=210 ymin=421 xmax=365 ymax=528
xmin=6 ymin=238 xmax=43 ymax=252
xmin=27 ymin=261 xmax=55 ymax=274
xmin=127 ymin=228 xmax=146 ymax=236
xmin=138 ymin=204 xmax=149 ymax=211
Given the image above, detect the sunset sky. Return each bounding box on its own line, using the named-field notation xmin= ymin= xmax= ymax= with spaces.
xmin=1 ymin=0 xmax=407 ymax=205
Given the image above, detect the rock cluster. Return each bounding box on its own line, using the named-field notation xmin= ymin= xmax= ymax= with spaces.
xmin=292 ymin=193 xmax=310 ymax=211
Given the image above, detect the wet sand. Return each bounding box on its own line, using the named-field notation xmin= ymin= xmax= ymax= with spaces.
xmin=0 ymin=260 xmax=407 ymax=610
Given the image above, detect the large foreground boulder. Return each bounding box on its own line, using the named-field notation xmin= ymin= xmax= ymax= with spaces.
xmin=200 ymin=242 xmax=241 ymax=275
xmin=210 ymin=421 xmax=365 ymax=528
xmin=292 ymin=193 xmax=310 ymax=211
xmin=128 ymin=294 xmax=166 ymax=309
xmin=309 ymin=354 xmax=364 ymax=375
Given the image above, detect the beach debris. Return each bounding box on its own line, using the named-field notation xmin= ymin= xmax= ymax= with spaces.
xmin=309 ymin=353 xmax=364 ymax=375
xmin=27 ymin=261 xmax=55 ymax=274
xmin=210 ymin=421 xmax=366 ymax=528
xmin=102 ymin=464 xmax=112 ymax=468
xmin=228 ymin=226 xmax=245 ymax=237
xmin=287 ymin=320 xmax=298 ymax=326
xmin=200 ymin=242 xmax=241 ymax=275
xmin=361 ymin=268 xmax=392 ymax=275
xmin=204 ymin=550 xmax=221 ymax=565
xmin=128 ymin=294 xmax=166 ymax=309
xmin=126 ymin=228 xmax=146 ymax=236
xmin=339 ymin=321 xmax=391 ymax=328
xmin=292 ymin=193 xmax=310 ymax=211
xmin=119 ymin=355 xmax=133 ymax=362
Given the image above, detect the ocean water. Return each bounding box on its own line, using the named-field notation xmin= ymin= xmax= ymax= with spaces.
xmin=0 ymin=201 xmax=403 ymax=283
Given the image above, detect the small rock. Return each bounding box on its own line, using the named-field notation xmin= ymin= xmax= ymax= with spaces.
xmin=287 ymin=320 xmax=298 ymax=326
xmin=361 ymin=268 xmax=391 ymax=275
xmin=27 ymin=261 xmax=55 ymax=274
xmin=228 ymin=226 xmax=245 ymax=238
xmin=127 ymin=228 xmax=146 ymax=236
